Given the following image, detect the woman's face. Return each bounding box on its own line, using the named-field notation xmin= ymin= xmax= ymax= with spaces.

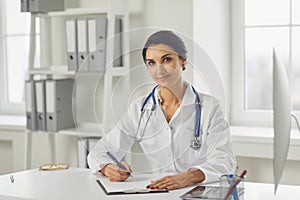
xmin=145 ymin=44 xmax=186 ymax=89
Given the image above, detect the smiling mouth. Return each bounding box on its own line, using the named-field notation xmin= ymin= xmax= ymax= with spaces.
xmin=156 ymin=75 xmax=169 ymax=81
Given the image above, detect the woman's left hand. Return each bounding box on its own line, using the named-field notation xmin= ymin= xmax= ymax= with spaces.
xmin=146 ymin=169 xmax=205 ymax=190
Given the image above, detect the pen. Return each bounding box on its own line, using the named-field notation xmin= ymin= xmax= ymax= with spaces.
xmin=106 ymin=152 xmax=131 ymax=174
xmin=223 ymin=169 xmax=247 ymax=200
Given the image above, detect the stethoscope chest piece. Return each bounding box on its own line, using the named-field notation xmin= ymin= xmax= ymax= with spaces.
xmin=190 ymin=137 xmax=201 ymax=150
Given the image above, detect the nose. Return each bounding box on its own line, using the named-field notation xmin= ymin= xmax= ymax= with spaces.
xmin=156 ymin=63 xmax=166 ymax=74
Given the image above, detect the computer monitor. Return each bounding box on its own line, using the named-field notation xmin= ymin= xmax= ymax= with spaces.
xmin=273 ymin=48 xmax=291 ymax=193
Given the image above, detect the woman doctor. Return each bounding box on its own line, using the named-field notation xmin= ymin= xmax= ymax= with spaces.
xmin=88 ymin=30 xmax=236 ymax=190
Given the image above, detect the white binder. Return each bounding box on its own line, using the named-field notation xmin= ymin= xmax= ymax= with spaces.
xmin=77 ymin=19 xmax=88 ymax=72
xmin=87 ymin=17 xmax=107 ymax=72
xmin=46 ymin=79 xmax=75 ymax=132
xmin=35 ymin=80 xmax=47 ymax=131
xmin=25 ymin=80 xmax=38 ymax=130
xmin=66 ymin=18 xmax=78 ymax=71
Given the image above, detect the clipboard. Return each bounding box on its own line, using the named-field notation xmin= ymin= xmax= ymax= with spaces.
xmin=96 ymin=173 xmax=169 ymax=195
xmin=180 ymin=185 xmax=244 ymax=200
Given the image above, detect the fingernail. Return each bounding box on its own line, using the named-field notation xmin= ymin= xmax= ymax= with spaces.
xmin=146 ymin=185 xmax=149 ymax=189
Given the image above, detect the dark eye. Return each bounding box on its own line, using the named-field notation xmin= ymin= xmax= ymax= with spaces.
xmin=147 ymin=61 xmax=155 ymax=66
xmin=163 ymin=57 xmax=172 ymax=62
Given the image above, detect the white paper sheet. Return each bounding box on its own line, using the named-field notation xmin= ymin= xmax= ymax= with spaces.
xmin=96 ymin=173 xmax=168 ymax=193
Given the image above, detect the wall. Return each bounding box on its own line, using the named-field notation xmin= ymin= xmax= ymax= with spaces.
xmin=236 ymin=156 xmax=300 ymax=185
xmin=193 ymin=0 xmax=231 ymax=117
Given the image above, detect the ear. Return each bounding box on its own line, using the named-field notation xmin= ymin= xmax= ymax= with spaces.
xmin=180 ymin=58 xmax=187 ymax=65
xmin=181 ymin=58 xmax=187 ymax=70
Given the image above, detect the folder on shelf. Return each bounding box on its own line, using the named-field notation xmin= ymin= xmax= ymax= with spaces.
xmin=77 ymin=18 xmax=89 ymax=72
xmin=21 ymin=0 xmax=29 ymax=12
xmin=114 ymin=18 xmax=123 ymax=67
xmin=35 ymin=80 xmax=47 ymax=131
xmin=87 ymin=16 xmax=107 ymax=72
xmin=46 ymin=79 xmax=75 ymax=132
xmin=25 ymin=80 xmax=38 ymax=130
xmin=66 ymin=18 xmax=78 ymax=71
xmin=28 ymin=0 xmax=64 ymax=13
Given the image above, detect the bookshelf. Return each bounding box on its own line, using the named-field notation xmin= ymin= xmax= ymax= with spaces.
xmin=25 ymin=0 xmax=130 ymax=169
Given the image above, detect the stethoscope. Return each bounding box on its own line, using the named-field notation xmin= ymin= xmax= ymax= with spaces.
xmin=134 ymin=85 xmax=202 ymax=150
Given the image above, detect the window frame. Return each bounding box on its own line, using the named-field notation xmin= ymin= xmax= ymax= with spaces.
xmin=0 ymin=0 xmax=33 ymax=115
xmin=231 ymin=0 xmax=300 ymax=127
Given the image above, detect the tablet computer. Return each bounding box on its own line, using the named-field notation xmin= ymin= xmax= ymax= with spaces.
xmin=180 ymin=185 xmax=244 ymax=199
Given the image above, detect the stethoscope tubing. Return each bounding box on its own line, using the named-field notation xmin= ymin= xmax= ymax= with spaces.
xmin=135 ymin=85 xmax=202 ymax=144
xmin=191 ymin=86 xmax=201 ymax=139
xmin=141 ymin=85 xmax=159 ymax=112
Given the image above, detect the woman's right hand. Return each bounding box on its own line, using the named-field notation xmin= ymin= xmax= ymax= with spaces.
xmin=100 ymin=162 xmax=132 ymax=182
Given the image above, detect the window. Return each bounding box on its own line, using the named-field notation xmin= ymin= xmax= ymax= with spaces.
xmin=231 ymin=0 xmax=300 ymax=125
xmin=0 ymin=0 xmax=40 ymax=115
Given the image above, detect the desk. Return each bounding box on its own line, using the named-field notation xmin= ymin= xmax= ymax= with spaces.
xmin=0 ymin=168 xmax=299 ymax=200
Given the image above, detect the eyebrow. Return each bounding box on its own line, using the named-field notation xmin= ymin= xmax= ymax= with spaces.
xmin=146 ymin=53 xmax=172 ymax=62
xmin=161 ymin=54 xmax=172 ymax=59
xmin=146 ymin=58 xmax=154 ymax=62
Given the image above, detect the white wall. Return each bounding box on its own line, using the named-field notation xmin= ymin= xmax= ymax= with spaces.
xmin=236 ymin=156 xmax=300 ymax=185
xmin=193 ymin=0 xmax=231 ymax=116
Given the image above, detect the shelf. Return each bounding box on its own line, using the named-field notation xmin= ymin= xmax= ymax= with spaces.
xmin=29 ymin=68 xmax=129 ymax=76
xmin=25 ymin=124 xmax=103 ymax=138
xmin=29 ymin=68 xmax=76 ymax=75
xmin=59 ymin=123 xmax=103 ymax=138
xmin=36 ymin=8 xmax=108 ymax=17
xmin=0 ymin=115 xmax=26 ymax=130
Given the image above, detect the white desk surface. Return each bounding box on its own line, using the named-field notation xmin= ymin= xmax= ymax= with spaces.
xmin=0 ymin=168 xmax=299 ymax=200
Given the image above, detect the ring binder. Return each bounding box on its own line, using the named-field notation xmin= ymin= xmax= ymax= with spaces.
xmin=77 ymin=18 xmax=89 ymax=72
xmin=25 ymin=80 xmax=38 ymax=130
xmin=88 ymin=16 xmax=107 ymax=72
xmin=66 ymin=18 xmax=78 ymax=71
xmin=35 ymin=80 xmax=47 ymax=131
xmin=46 ymin=79 xmax=75 ymax=132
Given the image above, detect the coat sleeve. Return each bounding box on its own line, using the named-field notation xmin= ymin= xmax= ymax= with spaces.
xmin=190 ymin=98 xmax=236 ymax=183
xmin=87 ymin=99 xmax=141 ymax=173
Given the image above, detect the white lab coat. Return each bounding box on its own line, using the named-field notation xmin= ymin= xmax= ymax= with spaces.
xmin=88 ymin=82 xmax=236 ymax=183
